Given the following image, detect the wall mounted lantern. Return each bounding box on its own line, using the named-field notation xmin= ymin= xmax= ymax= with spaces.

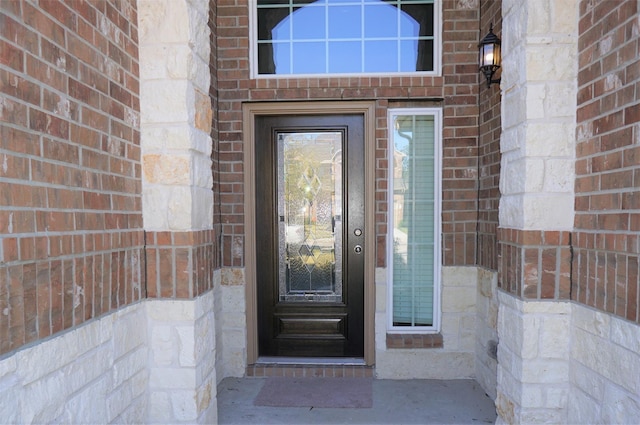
xmin=479 ymin=24 xmax=501 ymax=88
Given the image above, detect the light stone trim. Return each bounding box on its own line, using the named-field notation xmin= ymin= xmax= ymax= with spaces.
xmin=138 ymin=0 xmax=213 ymax=231
xmin=375 ymin=266 xmax=478 ymax=379
xmin=498 ymin=0 xmax=579 ymax=230
xmin=496 ymin=291 xmax=571 ymax=424
xmin=568 ymin=304 xmax=640 ymax=424
xmin=147 ymin=291 xmax=218 ymax=424
xmin=475 ymin=268 xmax=498 ymax=400
xmin=0 ymin=303 xmax=148 ymax=424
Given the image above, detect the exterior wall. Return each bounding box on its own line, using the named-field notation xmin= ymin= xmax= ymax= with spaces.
xmin=566 ymin=1 xmax=640 ymax=423
xmin=0 ymin=0 xmax=143 ymax=357
xmin=476 ymin=267 xmax=498 ymax=399
xmin=496 ymin=0 xmax=579 ymax=423
xmin=496 ymin=292 xmax=571 ymax=424
xmin=147 ymin=290 xmax=218 ymax=424
xmin=476 ymin=0 xmax=502 ymax=401
xmin=573 ymin=0 xmax=639 ymax=323
xmin=478 ymin=0 xmax=502 ymax=272
xmin=568 ymin=303 xmax=640 ymax=424
xmin=375 ymin=266 xmax=476 ymax=379
xmin=216 ymin=0 xmax=482 ymax=375
xmin=0 ymin=303 xmax=148 ymax=423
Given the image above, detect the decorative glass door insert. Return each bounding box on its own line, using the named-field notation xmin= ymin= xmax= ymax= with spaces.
xmin=277 ymin=131 xmax=343 ymax=303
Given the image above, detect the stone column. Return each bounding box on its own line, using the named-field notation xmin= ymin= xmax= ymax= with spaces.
xmin=137 ymin=0 xmax=217 ymax=423
xmin=496 ymin=0 xmax=579 ymax=423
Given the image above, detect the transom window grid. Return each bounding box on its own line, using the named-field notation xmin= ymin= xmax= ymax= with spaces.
xmin=387 ymin=108 xmax=441 ymax=333
xmin=254 ymin=0 xmax=439 ymax=77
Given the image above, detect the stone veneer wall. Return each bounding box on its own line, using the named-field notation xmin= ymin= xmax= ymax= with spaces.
xmin=568 ymin=303 xmax=640 ymax=423
xmin=0 ymin=303 xmax=148 ymax=423
xmin=375 ymin=267 xmax=477 ymax=379
xmin=496 ymin=292 xmax=571 ymax=424
xmin=147 ymin=289 xmax=218 ymax=424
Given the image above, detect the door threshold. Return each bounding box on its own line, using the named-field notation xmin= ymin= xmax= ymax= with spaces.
xmin=247 ymin=359 xmax=374 ymax=378
xmin=256 ymin=356 xmax=366 ymax=366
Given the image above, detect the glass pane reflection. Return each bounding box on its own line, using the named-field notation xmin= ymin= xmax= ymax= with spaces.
xmin=257 ymin=0 xmax=436 ymax=75
xmin=277 ymin=132 xmax=343 ymax=302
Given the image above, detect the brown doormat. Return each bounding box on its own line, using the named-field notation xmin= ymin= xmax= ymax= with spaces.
xmin=253 ymin=377 xmax=373 ymax=408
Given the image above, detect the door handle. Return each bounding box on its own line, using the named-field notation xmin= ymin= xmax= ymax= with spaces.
xmin=354 ymin=245 xmax=362 ymax=254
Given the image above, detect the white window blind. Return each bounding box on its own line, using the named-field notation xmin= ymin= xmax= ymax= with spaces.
xmin=388 ymin=110 xmax=441 ymax=331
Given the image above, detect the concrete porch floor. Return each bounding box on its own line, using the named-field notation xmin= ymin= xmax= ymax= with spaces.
xmin=217 ymin=377 xmax=497 ymax=424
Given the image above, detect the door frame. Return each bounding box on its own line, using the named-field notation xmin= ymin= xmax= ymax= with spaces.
xmin=243 ymin=101 xmax=376 ymax=366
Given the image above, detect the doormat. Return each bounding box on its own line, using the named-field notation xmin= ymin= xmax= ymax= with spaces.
xmin=253 ymin=377 xmax=373 ymax=408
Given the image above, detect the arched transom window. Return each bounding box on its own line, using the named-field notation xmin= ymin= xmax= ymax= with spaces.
xmin=255 ymin=0 xmax=438 ymax=76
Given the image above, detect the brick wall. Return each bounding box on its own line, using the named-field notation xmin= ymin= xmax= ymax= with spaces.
xmin=0 ymin=0 xmax=142 ymax=356
xmin=478 ymin=0 xmax=501 ymax=272
xmin=209 ymin=0 xmax=222 ymax=271
xmin=216 ymin=0 xmax=480 ymax=268
xmin=573 ymin=0 xmax=639 ymax=323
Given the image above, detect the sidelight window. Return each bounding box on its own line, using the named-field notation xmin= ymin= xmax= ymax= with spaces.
xmin=387 ymin=109 xmax=441 ymax=332
xmin=254 ymin=0 xmax=440 ymax=76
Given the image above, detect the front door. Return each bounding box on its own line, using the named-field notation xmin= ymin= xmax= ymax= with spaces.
xmin=255 ymin=114 xmax=365 ymax=358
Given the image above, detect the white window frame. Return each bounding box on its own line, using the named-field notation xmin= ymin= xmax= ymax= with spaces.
xmin=249 ymin=0 xmax=442 ymax=79
xmin=386 ymin=107 xmax=442 ymax=333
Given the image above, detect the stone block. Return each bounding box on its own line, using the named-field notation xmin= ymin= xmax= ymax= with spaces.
xmin=478 ymin=268 xmax=497 ymax=298
xmin=539 ymin=316 xmax=570 ymax=359
xmin=147 ymin=299 xmax=195 ymax=322
xmin=526 ymin=0 xmax=551 ymax=35
xmin=143 ymin=154 xmax=191 ymax=185
xmin=0 ymin=385 xmax=22 ymax=424
xmin=64 ymin=346 xmax=112 ymax=394
xmin=610 ymin=316 xmax=640 ymax=353
xmin=171 ymin=390 xmax=199 ymax=421
xmin=525 ymin=84 xmax=547 ymax=120
xmin=149 ymin=367 xmax=195 ymax=390
xmin=176 ymin=326 xmax=196 ymax=367
xmin=140 ymin=80 xmax=189 ymax=124
xmin=151 ymin=326 xmax=177 ymax=366
xmin=113 ymin=309 xmax=147 ymax=359
xmin=521 ymin=359 xmax=569 ymax=384
xmin=570 ymin=361 xmax=604 ymax=400
xmin=544 ymin=386 xmax=569 ymax=409
xmin=148 ymin=391 xmax=172 ymax=423
xmin=142 ymin=185 xmax=171 ymax=230
xmin=601 ymin=383 xmax=640 ymax=425
xmin=522 ymin=195 xmax=574 ymax=230
xmin=112 ymin=346 xmax=148 ymax=388
xmin=106 ymin=377 xmax=133 ymax=422
xmin=567 ymin=388 xmax=600 ymax=425
xmin=441 ymin=286 xmax=476 ymax=313
xmin=66 ymin=377 xmax=110 ymax=424
xmin=375 ymin=350 xmax=474 ymax=379
xmin=168 ymin=186 xmax=195 ymax=230
xmin=221 ymin=268 xmax=245 ymax=286
xmin=519 ymin=407 xmax=565 ymax=424
xmin=138 ymin=0 xmax=189 ymax=44
xmin=21 ymin=371 xmax=67 ymax=423
xmin=442 ymin=266 xmax=477 ymax=287
xmin=571 ymin=304 xmax=610 ymax=338
xmin=543 ymin=158 xmax=575 ymax=193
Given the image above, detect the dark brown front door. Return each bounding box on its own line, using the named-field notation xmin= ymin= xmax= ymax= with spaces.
xmin=255 ymin=114 xmax=365 ymax=358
